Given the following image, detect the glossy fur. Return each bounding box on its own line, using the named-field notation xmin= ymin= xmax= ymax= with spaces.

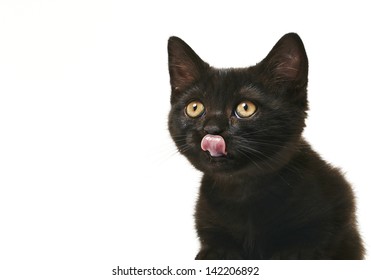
xmin=167 ymin=33 xmax=364 ymax=259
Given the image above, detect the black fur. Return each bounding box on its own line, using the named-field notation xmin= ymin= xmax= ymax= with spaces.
xmin=167 ymin=33 xmax=364 ymax=259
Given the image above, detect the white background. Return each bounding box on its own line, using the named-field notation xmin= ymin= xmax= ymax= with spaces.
xmin=0 ymin=0 xmax=370 ymax=279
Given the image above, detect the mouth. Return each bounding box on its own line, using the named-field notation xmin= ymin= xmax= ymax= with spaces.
xmin=204 ymin=152 xmax=229 ymax=164
xmin=201 ymin=134 xmax=227 ymax=158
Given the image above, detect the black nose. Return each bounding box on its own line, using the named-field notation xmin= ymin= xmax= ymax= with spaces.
xmin=204 ymin=124 xmax=222 ymax=134
xmin=203 ymin=116 xmax=227 ymax=134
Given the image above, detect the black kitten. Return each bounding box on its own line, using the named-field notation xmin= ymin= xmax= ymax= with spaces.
xmin=167 ymin=33 xmax=364 ymax=259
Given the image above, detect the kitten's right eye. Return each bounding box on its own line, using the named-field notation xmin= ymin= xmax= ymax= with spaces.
xmin=235 ymin=101 xmax=257 ymax=118
xmin=185 ymin=101 xmax=205 ymax=118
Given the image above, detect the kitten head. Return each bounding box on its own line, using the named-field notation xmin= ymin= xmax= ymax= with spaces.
xmin=167 ymin=33 xmax=308 ymax=176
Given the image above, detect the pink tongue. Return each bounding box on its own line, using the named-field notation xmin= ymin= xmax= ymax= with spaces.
xmin=201 ymin=134 xmax=227 ymax=157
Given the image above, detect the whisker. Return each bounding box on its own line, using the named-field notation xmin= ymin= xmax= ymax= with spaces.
xmin=238 ymin=145 xmax=278 ymax=171
xmin=234 ymin=147 xmax=265 ymax=173
xmin=234 ymin=137 xmax=303 ymax=177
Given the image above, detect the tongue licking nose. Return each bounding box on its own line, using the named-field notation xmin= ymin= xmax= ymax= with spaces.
xmin=201 ymin=134 xmax=227 ymax=157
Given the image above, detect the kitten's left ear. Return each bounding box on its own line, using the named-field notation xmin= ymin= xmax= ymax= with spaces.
xmin=259 ymin=33 xmax=308 ymax=88
xmin=168 ymin=37 xmax=209 ymax=96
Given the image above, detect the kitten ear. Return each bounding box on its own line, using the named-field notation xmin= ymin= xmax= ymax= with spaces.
xmin=168 ymin=37 xmax=209 ymax=94
xmin=260 ymin=33 xmax=308 ymax=88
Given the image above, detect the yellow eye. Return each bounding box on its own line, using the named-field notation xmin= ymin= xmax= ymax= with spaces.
xmin=235 ymin=101 xmax=257 ymax=118
xmin=185 ymin=101 xmax=205 ymax=118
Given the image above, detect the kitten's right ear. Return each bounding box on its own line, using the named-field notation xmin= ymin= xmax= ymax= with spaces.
xmin=258 ymin=33 xmax=308 ymax=89
xmin=168 ymin=37 xmax=208 ymax=95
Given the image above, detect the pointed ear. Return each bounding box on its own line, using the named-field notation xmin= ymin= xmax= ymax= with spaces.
xmin=259 ymin=33 xmax=308 ymax=88
xmin=168 ymin=37 xmax=208 ymax=94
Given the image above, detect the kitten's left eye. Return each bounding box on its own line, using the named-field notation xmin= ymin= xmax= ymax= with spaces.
xmin=235 ymin=101 xmax=257 ymax=118
xmin=185 ymin=101 xmax=205 ymax=118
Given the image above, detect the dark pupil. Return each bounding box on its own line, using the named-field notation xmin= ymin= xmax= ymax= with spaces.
xmin=193 ymin=104 xmax=198 ymax=111
xmin=242 ymin=103 xmax=248 ymax=111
